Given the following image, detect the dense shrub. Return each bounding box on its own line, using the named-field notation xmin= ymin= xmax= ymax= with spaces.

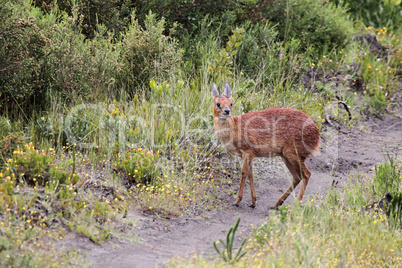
xmin=331 ymin=0 xmax=402 ymax=29
xmin=0 ymin=1 xmax=47 ymax=114
xmin=261 ymin=0 xmax=354 ymax=53
xmin=115 ymin=148 xmax=160 ymax=185
xmin=119 ymin=11 xmax=184 ymax=92
xmin=236 ymin=23 xmax=313 ymax=92
xmin=34 ymin=0 xmax=254 ymax=43
xmin=34 ymin=0 xmax=133 ymax=38
xmin=1 ymin=143 xmax=79 ymax=187
xmin=0 ymin=117 xmax=23 ymax=165
xmin=44 ymin=16 xmax=119 ymax=103
xmin=373 ymin=159 xmax=401 ymax=197
xmin=235 ymin=22 xmax=279 ymax=75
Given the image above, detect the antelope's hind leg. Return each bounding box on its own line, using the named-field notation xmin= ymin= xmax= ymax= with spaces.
xmin=274 ymin=158 xmax=302 ymax=208
xmin=248 ymin=160 xmax=256 ymax=208
xmin=297 ymin=163 xmax=311 ymax=201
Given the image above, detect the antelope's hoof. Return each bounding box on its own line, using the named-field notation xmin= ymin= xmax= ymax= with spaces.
xmin=270 ymin=206 xmax=279 ymax=210
xmin=248 ymin=204 xmax=256 ymax=209
xmin=232 ymin=203 xmax=240 ymax=207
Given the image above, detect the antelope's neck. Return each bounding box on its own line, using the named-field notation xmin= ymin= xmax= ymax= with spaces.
xmin=213 ymin=116 xmax=240 ymax=155
xmin=214 ymin=115 xmax=234 ymax=134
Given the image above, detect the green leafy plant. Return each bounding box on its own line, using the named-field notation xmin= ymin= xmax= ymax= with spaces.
xmin=209 ymin=27 xmax=244 ymax=84
xmin=332 ymin=0 xmax=402 ymax=30
xmin=372 ymin=157 xmax=401 ymax=198
xmin=45 ymin=12 xmax=119 ymax=104
xmin=0 ymin=123 xmax=23 ymax=166
xmin=387 ymin=191 xmax=402 ymax=228
xmin=0 ymin=1 xmax=47 ymax=114
xmin=213 ymin=217 xmax=247 ymax=263
xmin=150 ymin=80 xmax=171 ymax=96
xmin=367 ymin=89 xmax=391 ymax=114
xmin=1 ymin=143 xmax=79 ymax=187
xmin=120 ymin=11 xmax=183 ymax=91
xmin=261 ymin=0 xmax=354 ymax=54
xmin=116 ymin=148 xmax=160 ymax=185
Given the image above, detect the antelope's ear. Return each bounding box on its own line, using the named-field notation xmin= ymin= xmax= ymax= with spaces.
xmin=211 ymin=83 xmax=219 ymax=98
xmin=223 ymin=82 xmax=232 ymax=98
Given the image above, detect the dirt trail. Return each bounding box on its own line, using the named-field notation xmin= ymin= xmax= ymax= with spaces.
xmin=58 ymin=106 xmax=402 ymax=268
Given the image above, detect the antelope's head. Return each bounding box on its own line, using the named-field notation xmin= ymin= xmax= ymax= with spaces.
xmin=211 ymin=82 xmax=233 ymax=120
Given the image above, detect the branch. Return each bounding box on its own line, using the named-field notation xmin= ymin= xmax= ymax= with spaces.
xmin=0 ymin=66 xmax=19 ymax=72
xmin=338 ymin=100 xmax=352 ymax=120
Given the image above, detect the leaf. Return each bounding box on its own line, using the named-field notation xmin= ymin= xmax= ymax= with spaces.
xmin=213 ymin=241 xmax=221 ymax=255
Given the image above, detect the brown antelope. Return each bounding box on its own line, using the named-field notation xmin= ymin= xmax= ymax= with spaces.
xmin=211 ymin=82 xmax=320 ymax=209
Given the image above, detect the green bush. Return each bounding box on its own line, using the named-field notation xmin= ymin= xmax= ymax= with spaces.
xmin=235 ymin=22 xmax=279 ymax=75
xmin=209 ymin=27 xmax=244 ymax=85
xmin=34 ymin=0 xmax=132 ymax=39
xmin=367 ymin=89 xmax=391 ymax=114
xmin=261 ymin=0 xmax=354 ymax=54
xmin=33 ymin=0 xmax=248 ymax=40
xmin=331 ymin=0 xmax=402 ymax=30
xmin=119 ymin=11 xmax=184 ymax=92
xmin=373 ymin=158 xmax=401 ymax=197
xmin=0 ymin=1 xmax=47 ymax=114
xmin=44 ymin=13 xmax=119 ymax=104
xmin=1 ymin=143 xmax=79 ymax=187
xmin=115 ymin=148 xmax=160 ymax=185
xmin=1 ymin=1 xmax=120 ymax=113
xmin=0 ymin=117 xmax=23 ymax=165
xmin=387 ymin=191 xmax=402 ymax=228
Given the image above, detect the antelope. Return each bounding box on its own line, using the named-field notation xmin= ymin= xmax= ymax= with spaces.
xmin=211 ymin=82 xmax=320 ymax=209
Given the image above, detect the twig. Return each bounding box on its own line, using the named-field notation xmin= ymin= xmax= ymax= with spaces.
xmin=338 ymin=100 xmax=352 ymax=120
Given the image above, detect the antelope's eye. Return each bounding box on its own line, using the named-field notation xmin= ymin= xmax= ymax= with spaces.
xmin=230 ymin=103 xmax=233 ymax=107
xmin=216 ymin=103 xmax=221 ymax=108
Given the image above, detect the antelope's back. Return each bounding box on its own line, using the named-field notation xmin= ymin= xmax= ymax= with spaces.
xmin=234 ymin=108 xmax=320 ymax=158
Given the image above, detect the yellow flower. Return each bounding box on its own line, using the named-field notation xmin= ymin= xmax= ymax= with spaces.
xmin=149 ymin=206 xmax=152 ymax=210
xmin=0 ymin=173 xmax=3 ymax=178
xmin=7 ymin=159 xmax=12 ymax=163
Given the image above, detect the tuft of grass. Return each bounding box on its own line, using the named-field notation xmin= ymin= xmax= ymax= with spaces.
xmin=373 ymin=157 xmax=401 ymax=198
xmin=213 ymin=217 xmax=247 ymax=263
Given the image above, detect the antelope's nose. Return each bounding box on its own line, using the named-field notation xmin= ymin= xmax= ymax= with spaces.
xmin=223 ymin=108 xmax=230 ymax=115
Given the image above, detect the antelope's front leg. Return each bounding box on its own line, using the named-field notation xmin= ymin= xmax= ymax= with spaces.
xmin=234 ymin=154 xmax=253 ymax=207
xmin=248 ymin=161 xmax=256 ymax=208
xmin=234 ymin=164 xmax=247 ymax=206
